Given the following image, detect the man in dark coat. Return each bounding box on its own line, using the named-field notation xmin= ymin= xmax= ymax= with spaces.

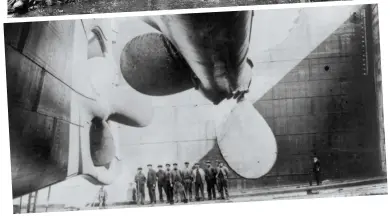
xmin=146 ymin=164 xmax=157 ymax=204
xmin=171 ymin=163 xmax=187 ymax=203
xmin=192 ymin=162 xmax=206 ymax=201
xmin=205 ymin=160 xmax=217 ymax=200
xmin=164 ymin=163 xmax=174 ymax=204
xmin=156 ymin=165 xmax=165 ymax=203
xmin=134 ymin=167 xmax=146 ymax=205
xmin=216 ymin=161 xmax=229 ymax=200
xmin=98 ymin=186 xmax=108 ymax=209
xmin=309 ymin=156 xmax=321 ymax=186
xmin=182 ymin=162 xmax=193 ymax=202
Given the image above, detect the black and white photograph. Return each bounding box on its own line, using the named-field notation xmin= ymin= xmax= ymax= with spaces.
xmin=7 ymin=0 xmax=351 ymax=18
xmin=3 ymin=2 xmax=388 ymax=214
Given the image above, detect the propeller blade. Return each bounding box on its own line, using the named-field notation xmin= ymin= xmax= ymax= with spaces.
xmin=217 ymin=99 xmax=277 ymax=178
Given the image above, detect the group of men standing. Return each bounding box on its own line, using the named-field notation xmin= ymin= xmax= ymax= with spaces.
xmin=132 ymin=160 xmax=230 ymax=205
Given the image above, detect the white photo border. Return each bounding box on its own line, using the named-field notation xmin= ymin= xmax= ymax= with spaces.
xmin=0 ymin=0 xmax=388 ymax=216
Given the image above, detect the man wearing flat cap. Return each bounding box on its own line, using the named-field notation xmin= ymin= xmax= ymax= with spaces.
xmin=134 ymin=167 xmax=146 ymax=205
xmin=164 ymin=163 xmax=174 ymax=204
xmin=205 ymin=160 xmax=217 ymax=200
xmin=147 ymin=164 xmax=157 ymax=204
xmin=156 ymin=165 xmax=165 ymax=203
xmin=216 ymin=161 xmax=230 ymax=200
xmin=192 ymin=162 xmax=206 ymax=201
xmin=172 ymin=163 xmax=187 ymax=203
xmin=182 ymin=162 xmax=193 ymax=202
xmin=214 ymin=160 xmax=221 ymax=189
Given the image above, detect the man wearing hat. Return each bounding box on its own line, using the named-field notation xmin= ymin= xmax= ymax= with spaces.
xmin=156 ymin=165 xmax=166 ymax=203
xmin=182 ymin=162 xmax=193 ymax=202
xmin=146 ymin=164 xmax=157 ymax=204
xmin=172 ymin=163 xmax=187 ymax=203
xmin=215 ymin=160 xmax=219 ymax=189
xmin=205 ymin=160 xmax=217 ymax=200
xmin=309 ymin=156 xmax=321 ymax=186
xmin=98 ymin=186 xmax=108 ymax=209
xmin=192 ymin=162 xmax=206 ymax=201
xmin=216 ymin=161 xmax=230 ymax=200
xmin=164 ymin=163 xmax=174 ymax=204
xmin=134 ymin=167 xmax=146 ymax=205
